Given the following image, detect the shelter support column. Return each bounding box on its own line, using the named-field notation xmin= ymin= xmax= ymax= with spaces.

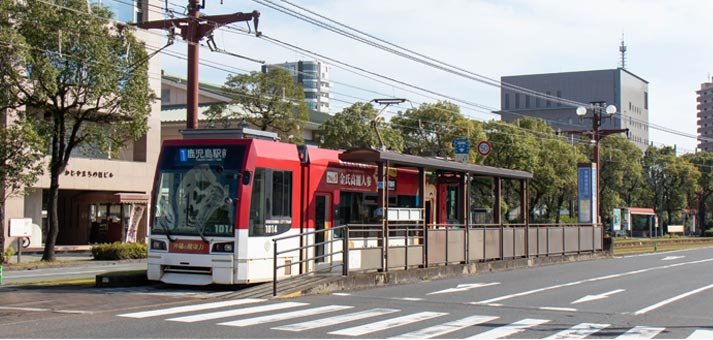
xmin=521 ymin=179 xmax=529 ymax=257
xmin=419 ymin=168 xmax=427 ymax=268
xmin=494 ymin=177 xmax=503 ymax=259
xmin=462 ymin=173 xmax=469 ymax=263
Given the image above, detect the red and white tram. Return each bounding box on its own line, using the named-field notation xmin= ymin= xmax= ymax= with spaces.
xmin=147 ymin=129 xmax=430 ymax=285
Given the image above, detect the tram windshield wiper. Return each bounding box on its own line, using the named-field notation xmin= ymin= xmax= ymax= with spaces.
xmin=161 ymin=220 xmax=176 ymax=243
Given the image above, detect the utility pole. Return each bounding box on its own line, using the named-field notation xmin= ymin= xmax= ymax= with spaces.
xmin=135 ymin=1 xmax=260 ymax=129
xmin=566 ymin=101 xmax=629 ymax=225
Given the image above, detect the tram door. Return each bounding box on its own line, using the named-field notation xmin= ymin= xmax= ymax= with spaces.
xmin=315 ymin=195 xmax=331 ymax=263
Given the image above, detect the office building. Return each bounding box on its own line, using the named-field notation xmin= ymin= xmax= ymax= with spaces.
xmin=697 ymin=77 xmax=713 ymax=152
xmin=499 ymin=68 xmax=649 ymax=150
xmin=2 ymin=0 xmax=162 ymax=251
xmin=262 ymin=61 xmax=331 ymax=113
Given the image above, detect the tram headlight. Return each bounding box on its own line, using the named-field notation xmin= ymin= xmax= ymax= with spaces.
xmin=150 ymin=239 xmax=167 ymax=251
xmin=212 ymin=242 xmax=234 ymax=253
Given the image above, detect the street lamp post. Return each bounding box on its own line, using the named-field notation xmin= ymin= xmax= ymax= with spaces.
xmin=572 ymin=101 xmax=629 ymax=225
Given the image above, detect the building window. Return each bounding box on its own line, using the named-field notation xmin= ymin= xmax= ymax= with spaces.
xmin=556 ymin=90 xmax=562 ymax=107
xmin=505 ymin=94 xmax=510 ymax=109
xmin=535 ymin=97 xmax=541 ymax=108
xmin=525 ymin=95 xmax=530 ymax=108
xmin=515 ymin=93 xmax=520 ymax=109
xmin=161 ymin=89 xmax=170 ymax=103
xmin=644 ymin=92 xmax=648 ymax=110
xmin=546 ymin=91 xmax=551 ymax=107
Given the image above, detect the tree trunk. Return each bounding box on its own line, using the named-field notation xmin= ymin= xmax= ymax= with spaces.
xmin=41 ymin=173 xmax=60 ymax=261
xmin=0 ymin=204 xmax=5 ymax=256
xmin=699 ymin=195 xmax=708 ymax=235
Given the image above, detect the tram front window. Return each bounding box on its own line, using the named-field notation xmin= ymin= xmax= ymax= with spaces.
xmin=152 ymin=145 xmax=243 ymax=237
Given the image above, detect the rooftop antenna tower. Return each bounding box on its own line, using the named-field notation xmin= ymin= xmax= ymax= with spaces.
xmin=619 ymin=34 xmax=627 ymax=69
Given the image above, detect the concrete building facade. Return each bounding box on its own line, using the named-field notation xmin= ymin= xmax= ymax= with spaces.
xmin=499 ymin=68 xmax=649 ymax=150
xmin=697 ymin=78 xmax=713 ymax=152
xmin=2 ymin=0 xmax=163 ymax=251
xmin=262 ymin=61 xmax=331 ymax=114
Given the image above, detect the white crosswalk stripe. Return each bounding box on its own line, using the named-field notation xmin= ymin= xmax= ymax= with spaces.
xmin=273 ymin=308 xmax=400 ymax=332
xmin=218 ymin=305 xmax=353 ymax=327
xmin=391 ymin=315 xmax=499 ymax=339
xmin=117 ymin=298 xmax=265 ymax=318
xmin=615 ymin=326 xmax=666 ymax=339
xmin=166 ymin=302 xmax=308 ymax=323
xmin=687 ymin=329 xmax=713 ymax=339
xmin=466 ymin=318 xmax=550 ymax=339
xmin=545 ymin=323 xmax=610 ymax=339
xmin=116 ymin=302 xmax=713 ymax=339
xmin=329 ymin=311 xmax=448 ymax=336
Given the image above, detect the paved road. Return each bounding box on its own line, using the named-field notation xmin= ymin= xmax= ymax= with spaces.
xmin=2 ymin=247 xmax=713 ymax=338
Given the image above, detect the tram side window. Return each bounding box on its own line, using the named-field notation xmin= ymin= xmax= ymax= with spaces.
xmin=249 ymin=168 xmax=293 ymax=236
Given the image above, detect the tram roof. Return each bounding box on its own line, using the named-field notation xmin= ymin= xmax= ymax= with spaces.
xmin=338 ymin=148 xmax=533 ymax=180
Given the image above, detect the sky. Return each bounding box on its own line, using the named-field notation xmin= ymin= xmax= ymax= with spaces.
xmin=156 ymin=0 xmax=713 ymax=154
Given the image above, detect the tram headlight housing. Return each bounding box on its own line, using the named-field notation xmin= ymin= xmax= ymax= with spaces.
xmin=150 ymin=239 xmax=167 ymax=251
xmin=212 ymin=242 xmax=234 ymax=253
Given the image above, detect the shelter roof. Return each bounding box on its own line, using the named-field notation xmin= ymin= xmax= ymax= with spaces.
xmin=338 ymin=148 xmax=533 ymax=180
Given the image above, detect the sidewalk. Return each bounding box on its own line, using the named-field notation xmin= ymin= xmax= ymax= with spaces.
xmin=3 ymin=248 xmax=144 ymax=271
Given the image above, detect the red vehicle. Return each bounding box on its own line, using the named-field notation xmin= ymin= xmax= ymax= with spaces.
xmin=148 ymin=129 xmax=428 ymax=285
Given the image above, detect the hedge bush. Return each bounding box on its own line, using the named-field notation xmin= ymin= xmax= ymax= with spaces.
xmin=92 ymin=242 xmax=147 ymax=260
xmin=1 ymin=246 xmax=16 ymax=264
xmin=704 ymin=229 xmax=713 ymax=238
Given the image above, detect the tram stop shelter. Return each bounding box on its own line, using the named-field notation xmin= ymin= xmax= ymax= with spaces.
xmin=338 ymin=148 xmax=539 ymax=271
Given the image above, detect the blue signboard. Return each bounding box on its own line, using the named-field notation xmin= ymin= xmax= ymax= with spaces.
xmin=453 ymin=138 xmax=469 ymax=154
xmin=578 ymin=164 xmax=596 ymax=224
xmin=578 ymin=167 xmax=591 ymax=199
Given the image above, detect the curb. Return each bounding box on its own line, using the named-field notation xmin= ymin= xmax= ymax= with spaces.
xmin=95 ymin=270 xmax=148 ymax=288
xmin=297 ymin=253 xmax=604 ymax=297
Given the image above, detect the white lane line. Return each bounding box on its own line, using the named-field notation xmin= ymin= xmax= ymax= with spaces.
xmin=0 ymin=306 xmax=93 ymax=314
xmin=274 ymin=308 xmax=400 ymax=332
xmin=662 ymin=256 xmax=685 ymax=261
xmin=332 ymin=293 xmax=351 ymax=296
xmin=545 ymin=323 xmax=610 ymax=339
xmin=615 ymin=326 xmax=665 ymax=339
xmin=539 ymin=307 xmax=578 ymax=312
xmin=117 ymin=299 xmax=265 ymax=318
xmin=473 ymin=258 xmax=713 ymax=304
xmin=219 ymin=305 xmax=353 ymax=327
xmin=167 ymin=302 xmax=307 ymax=323
xmin=466 ymin=318 xmax=550 ymax=339
xmin=329 ymin=311 xmax=447 ymax=336
xmin=687 ymin=329 xmax=713 ymax=339
xmin=390 ymin=315 xmax=499 ymax=339
xmin=395 ymin=297 xmax=424 ymax=301
xmin=634 ymin=282 xmax=713 ymax=315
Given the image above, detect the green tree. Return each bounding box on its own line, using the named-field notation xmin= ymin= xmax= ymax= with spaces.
xmin=0 ymin=1 xmax=154 ymax=261
xmin=391 ymin=101 xmax=485 ymax=161
xmin=207 ymin=68 xmax=308 ymax=142
xmin=0 ymin=121 xmax=46 ymax=254
xmin=644 ymin=146 xmax=700 ymax=227
xmin=318 ymin=102 xmax=403 ymax=151
xmin=683 ymin=152 xmax=713 ymax=232
xmin=599 ymin=136 xmax=647 ymax=223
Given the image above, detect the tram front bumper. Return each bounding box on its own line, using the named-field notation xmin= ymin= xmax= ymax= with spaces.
xmin=147 ymin=252 xmax=235 ymax=285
